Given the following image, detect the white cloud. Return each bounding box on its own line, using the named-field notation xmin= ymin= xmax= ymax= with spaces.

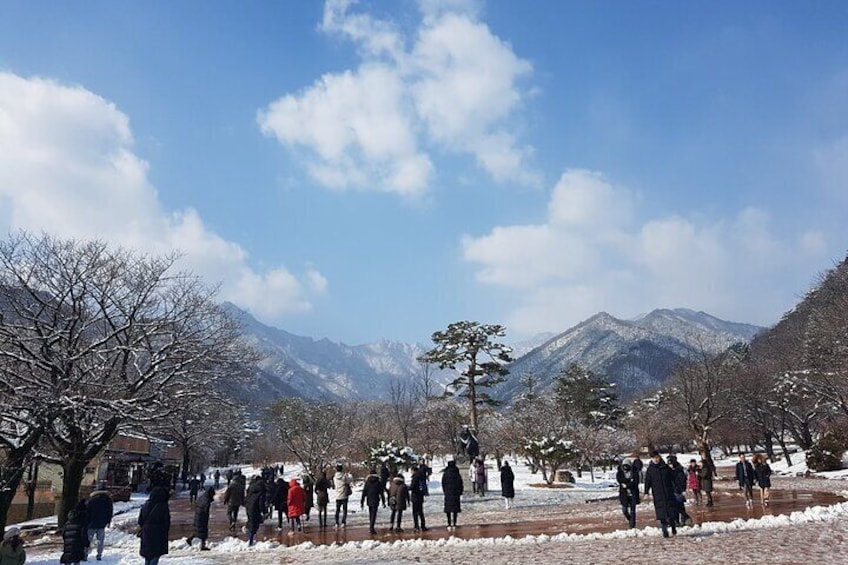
xmin=462 ymin=168 xmax=830 ymax=337
xmin=0 ymin=71 xmax=325 ymax=321
xmin=258 ymin=0 xmax=537 ymax=196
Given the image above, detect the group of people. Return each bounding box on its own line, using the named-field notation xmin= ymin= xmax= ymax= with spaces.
xmin=618 ymin=452 xmax=705 ymax=536
xmin=359 ymin=460 xmax=432 ymax=534
xmin=735 ymin=453 xmax=773 ymax=507
xmin=58 ymin=486 xmax=115 ymax=564
xmin=619 ymin=450 xmax=775 ymax=538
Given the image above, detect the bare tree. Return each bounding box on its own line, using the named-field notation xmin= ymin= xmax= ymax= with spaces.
xmin=388 ymin=379 xmax=418 ymax=446
xmin=266 ymin=398 xmax=353 ymax=476
xmin=664 ymin=341 xmax=744 ymax=471
xmin=0 ymin=232 xmax=249 ymax=526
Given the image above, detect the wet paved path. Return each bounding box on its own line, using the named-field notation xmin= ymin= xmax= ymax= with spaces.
xmin=143 ymin=485 xmax=846 ymax=548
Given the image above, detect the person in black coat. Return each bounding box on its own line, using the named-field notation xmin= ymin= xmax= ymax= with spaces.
xmin=441 ymin=459 xmax=463 ymax=531
xmin=643 ymin=451 xmax=677 ymax=538
xmin=272 ymin=477 xmax=289 ymax=529
xmin=188 ymin=476 xmax=201 ymax=504
xmin=753 ymin=453 xmax=772 ymax=506
xmin=187 ymin=486 xmax=214 ymax=550
xmin=138 ymin=486 xmax=170 ymax=565
xmin=60 ymin=500 xmax=90 ymax=564
xmin=409 ymin=466 xmax=428 ymax=532
xmin=616 ymin=460 xmax=640 ymax=528
xmin=314 ymin=471 xmax=332 ymax=529
xmin=500 ymin=461 xmax=515 ymax=510
xmin=380 ymin=462 xmax=391 ymax=494
xmin=736 ymin=453 xmax=756 ymax=506
xmin=667 ymin=455 xmax=692 ymax=526
xmin=360 ymin=468 xmax=386 ymax=534
xmin=244 ymin=476 xmax=266 ymax=545
xmin=86 ymin=487 xmax=113 ymax=561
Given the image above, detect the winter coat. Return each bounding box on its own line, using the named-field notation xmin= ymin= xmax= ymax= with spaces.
xmin=616 ymin=464 xmax=640 ymax=506
xmin=687 ymin=466 xmax=702 ymax=491
xmin=0 ymin=539 xmax=26 ymax=565
xmin=644 ymin=460 xmax=677 ymax=522
xmin=736 ymin=460 xmax=755 ymax=488
xmin=500 ymin=464 xmax=515 ymax=499
xmin=360 ymin=474 xmax=385 ymax=508
xmin=410 ymin=469 xmax=428 ymax=502
xmin=272 ymin=478 xmax=289 ymax=511
xmin=86 ymin=490 xmax=114 ymax=529
xmin=245 ymin=479 xmax=266 ymax=526
xmin=193 ymin=487 xmax=214 ymax=540
xmin=60 ymin=508 xmax=89 ymax=564
xmin=698 ymin=464 xmax=714 ymax=493
xmin=669 ymin=462 xmax=687 ymax=495
xmin=138 ymin=486 xmax=170 ymax=559
xmin=333 ymin=471 xmax=353 ymax=500
xmin=315 ymin=474 xmax=332 ymax=506
xmin=754 ymin=462 xmax=772 ymax=489
xmin=631 ymin=457 xmax=644 ymax=482
xmin=475 ymin=461 xmax=487 ymax=485
xmin=287 ymin=480 xmax=306 ymax=518
xmin=441 ymin=461 xmax=464 ymax=514
xmin=301 ymin=474 xmax=314 ymax=511
xmin=188 ymin=477 xmax=200 ymax=495
xmin=380 ymin=465 xmax=391 ymax=489
xmin=224 ymin=477 xmax=246 ymax=508
xmin=388 ymin=477 xmax=410 ymax=511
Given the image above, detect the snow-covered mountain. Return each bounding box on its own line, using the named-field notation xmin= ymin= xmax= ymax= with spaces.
xmin=226 ymin=304 xmax=442 ymax=402
xmin=500 ymin=308 xmax=763 ymax=400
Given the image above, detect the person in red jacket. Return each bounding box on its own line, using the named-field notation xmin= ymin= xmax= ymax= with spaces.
xmin=286 ymin=478 xmax=306 ymax=535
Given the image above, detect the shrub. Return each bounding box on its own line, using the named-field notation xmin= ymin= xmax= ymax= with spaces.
xmin=806 ymin=432 xmax=847 ymax=472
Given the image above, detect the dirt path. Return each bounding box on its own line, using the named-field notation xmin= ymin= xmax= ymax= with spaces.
xmin=153 ymin=484 xmax=845 ymax=548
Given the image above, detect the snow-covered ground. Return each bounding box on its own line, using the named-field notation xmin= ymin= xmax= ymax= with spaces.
xmin=16 ymin=453 xmax=848 ymax=564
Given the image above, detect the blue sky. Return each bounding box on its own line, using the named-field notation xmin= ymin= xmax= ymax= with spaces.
xmin=1 ymin=0 xmax=846 ymax=344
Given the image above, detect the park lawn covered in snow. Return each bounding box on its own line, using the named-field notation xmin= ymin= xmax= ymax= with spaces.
xmin=18 ymin=453 xmax=848 ymax=564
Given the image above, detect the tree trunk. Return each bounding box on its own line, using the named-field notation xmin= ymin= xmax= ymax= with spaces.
xmin=763 ymin=431 xmax=775 ymax=462
xmin=0 ymin=459 xmax=27 ymax=536
xmin=697 ymin=438 xmax=716 ymax=476
xmin=25 ymin=459 xmax=39 ymax=521
xmin=181 ymin=443 xmax=192 ymax=484
xmin=57 ymin=459 xmax=87 ymax=528
xmin=777 ymin=435 xmax=793 ymax=467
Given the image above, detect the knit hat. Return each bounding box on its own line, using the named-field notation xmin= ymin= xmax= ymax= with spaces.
xmin=3 ymin=526 xmax=20 ymax=541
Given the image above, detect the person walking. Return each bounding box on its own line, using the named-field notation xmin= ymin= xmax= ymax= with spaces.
xmin=644 ymin=451 xmax=678 ymax=538
xmin=631 ymin=456 xmax=644 ymax=484
xmin=225 ymin=468 xmax=234 ymax=488
xmin=753 ymin=454 xmax=773 ymax=506
xmin=86 ymin=486 xmax=113 ymax=561
xmin=468 ymin=462 xmax=477 ymax=495
xmin=138 ymin=486 xmax=170 ymax=565
xmin=360 ymin=467 xmax=386 ymax=535
xmin=687 ymin=459 xmax=702 ymax=506
xmin=244 ymin=476 xmax=266 ymax=545
xmin=333 ymin=464 xmax=353 ymax=529
xmin=186 ymin=486 xmax=214 ymax=551
xmin=736 ymin=453 xmax=756 ymax=507
xmin=315 ymin=470 xmax=332 ymax=529
xmin=59 ymin=501 xmax=89 ymax=565
xmin=409 ymin=466 xmax=428 ymax=532
xmin=616 ymin=460 xmax=640 ymax=528
xmin=441 ymin=459 xmax=463 ymax=532
xmin=188 ymin=475 xmax=200 ymax=504
xmin=287 ymin=478 xmax=306 ymax=535
xmin=224 ymin=473 xmax=245 ymax=530
xmin=271 ymin=477 xmax=289 ymax=530
xmin=0 ymin=526 xmax=25 ymax=565
xmin=301 ymin=472 xmax=315 ymax=522
xmin=667 ymin=455 xmax=693 ymax=526
xmin=213 ymin=469 xmax=221 ymax=490
xmin=388 ymin=473 xmax=410 ymax=532
xmin=500 ymin=461 xmax=515 ymax=510
xmin=699 ymin=458 xmax=715 ymax=507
